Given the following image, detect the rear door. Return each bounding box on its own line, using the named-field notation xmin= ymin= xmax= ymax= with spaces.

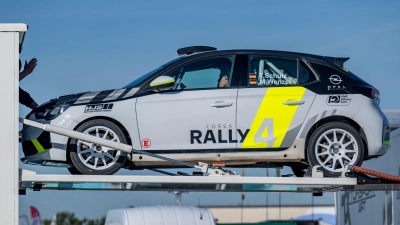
xmin=135 ymin=55 xmax=239 ymax=152
xmin=236 ymin=55 xmax=318 ymax=150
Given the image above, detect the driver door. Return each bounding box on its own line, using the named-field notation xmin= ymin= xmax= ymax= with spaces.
xmin=135 ymin=55 xmax=239 ymax=152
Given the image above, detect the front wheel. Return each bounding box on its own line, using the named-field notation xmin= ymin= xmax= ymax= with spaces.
xmin=69 ymin=119 xmax=127 ymax=175
xmin=307 ymin=122 xmax=364 ymax=177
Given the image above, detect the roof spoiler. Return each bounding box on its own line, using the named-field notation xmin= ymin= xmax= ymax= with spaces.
xmin=324 ymin=56 xmax=350 ymax=68
xmin=177 ymin=46 xmax=217 ymax=56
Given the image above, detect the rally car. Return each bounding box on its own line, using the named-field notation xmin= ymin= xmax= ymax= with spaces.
xmin=21 ymin=46 xmax=391 ymax=176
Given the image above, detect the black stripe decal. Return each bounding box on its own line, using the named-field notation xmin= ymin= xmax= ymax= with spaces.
xmin=56 ymin=93 xmax=86 ymax=105
xmin=117 ymin=88 xmax=131 ymax=100
xmin=88 ymin=90 xmax=114 ymax=104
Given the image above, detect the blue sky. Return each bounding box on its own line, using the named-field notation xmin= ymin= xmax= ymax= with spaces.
xmin=1 ymin=0 xmax=399 ymax=221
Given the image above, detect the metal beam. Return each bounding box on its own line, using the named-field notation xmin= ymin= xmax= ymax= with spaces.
xmin=20 ymin=169 xmax=359 ymax=193
xmin=21 ymin=170 xmax=356 ymax=185
xmin=0 ymin=23 xmax=27 ymax=225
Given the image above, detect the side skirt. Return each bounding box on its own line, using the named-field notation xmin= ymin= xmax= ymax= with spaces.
xmin=131 ymin=139 xmax=306 ymax=167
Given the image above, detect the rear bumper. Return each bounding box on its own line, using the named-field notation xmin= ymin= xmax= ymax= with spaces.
xmin=354 ymin=99 xmax=391 ymax=156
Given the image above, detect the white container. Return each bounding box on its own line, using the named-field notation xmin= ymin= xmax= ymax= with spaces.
xmin=105 ymin=205 xmax=216 ymax=225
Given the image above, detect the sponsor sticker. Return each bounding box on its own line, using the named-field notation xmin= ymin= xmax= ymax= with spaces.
xmin=84 ymin=103 xmax=114 ymax=113
xmin=142 ymin=138 xmax=151 ymax=148
xmin=190 ymin=124 xmax=249 ymax=144
xmin=327 ymin=85 xmax=346 ymax=91
xmin=327 ymin=95 xmax=352 ymax=106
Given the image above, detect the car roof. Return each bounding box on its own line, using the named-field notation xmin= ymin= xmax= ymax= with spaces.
xmin=182 ymin=49 xmax=326 ymax=60
xmin=178 ymin=47 xmax=349 ymax=67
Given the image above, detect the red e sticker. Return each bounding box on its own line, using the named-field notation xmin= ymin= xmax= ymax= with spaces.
xmin=142 ymin=139 xmax=151 ymax=148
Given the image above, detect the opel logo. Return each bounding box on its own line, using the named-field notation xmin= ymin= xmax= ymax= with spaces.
xmin=329 ymin=75 xmax=342 ymax=85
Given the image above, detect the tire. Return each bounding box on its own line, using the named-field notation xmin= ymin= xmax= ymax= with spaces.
xmin=307 ymin=122 xmax=364 ymax=177
xmin=69 ymin=119 xmax=127 ymax=175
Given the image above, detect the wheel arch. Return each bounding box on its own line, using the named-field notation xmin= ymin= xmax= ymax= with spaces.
xmin=66 ymin=116 xmax=133 ymax=163
xmin=304 ymin=115 xmax=369 ymax=161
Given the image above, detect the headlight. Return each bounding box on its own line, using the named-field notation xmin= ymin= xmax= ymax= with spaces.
xmin=35 ymin=104 xmax=71 ymax=120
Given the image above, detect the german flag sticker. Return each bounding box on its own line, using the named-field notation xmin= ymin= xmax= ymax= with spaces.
xmin=249 ymin=73 xmax=256 ymax=79
xmin=249 ymin=79 xmax=257 ymax=85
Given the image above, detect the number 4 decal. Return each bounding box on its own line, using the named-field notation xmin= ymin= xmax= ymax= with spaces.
xmin=254 ymin=118 xmax=276 ymax=147
xmin=242 ymin=118 xmax=277 ymax=148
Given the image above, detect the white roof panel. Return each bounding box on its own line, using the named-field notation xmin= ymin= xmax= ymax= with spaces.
xmin=0 ymin=23 xmax=27 ymax=32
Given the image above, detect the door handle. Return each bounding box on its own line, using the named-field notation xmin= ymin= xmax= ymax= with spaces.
xmin=210 ymin=101 xmax=233 ymax=108
xmin=282 ymin=100 xmax=305 ymax=105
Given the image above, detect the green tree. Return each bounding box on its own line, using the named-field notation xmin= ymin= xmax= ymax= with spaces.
xmin=41 ymin=212 xmax=105 ymax=225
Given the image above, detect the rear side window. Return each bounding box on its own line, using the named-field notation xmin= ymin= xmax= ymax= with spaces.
xmin=248 ymin=56 xmax=297 ymax=86
xmin=311 ymin=63 xmax=367 ymax=85
xmin=309 ymin=63 xmax=346 ymax=82
xmin=299 ymin=61 xmax=317 ymax=84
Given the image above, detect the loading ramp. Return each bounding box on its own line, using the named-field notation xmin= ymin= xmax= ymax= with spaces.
xmin=19 ymin=118 xmax=400 ymax=195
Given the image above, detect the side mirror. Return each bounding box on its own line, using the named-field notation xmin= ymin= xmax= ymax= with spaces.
xmin=149 ymin=76 xmax=175 ymax=91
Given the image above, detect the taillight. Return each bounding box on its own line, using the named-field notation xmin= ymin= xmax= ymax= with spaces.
xmin=352 ymin=85 xmax=380 ymax=104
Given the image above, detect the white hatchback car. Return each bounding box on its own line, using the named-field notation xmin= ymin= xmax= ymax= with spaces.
xmin=21 ymin=46 xmax=391 ymax=176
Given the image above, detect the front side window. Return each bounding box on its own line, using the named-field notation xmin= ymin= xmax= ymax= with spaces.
xmin=165 ymin=56 xmax=234 ymax=90
xmin=248 ymin=56 xmax=297 ymax=86
xmin=123 ymin=57 xmax=183 ymax=88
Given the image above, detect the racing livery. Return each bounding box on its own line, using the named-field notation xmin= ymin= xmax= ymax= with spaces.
xmin=21 ymin=46 xmax=391 ymax=176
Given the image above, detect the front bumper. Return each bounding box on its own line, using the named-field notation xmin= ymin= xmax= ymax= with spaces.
xmin=21 ymin=124 xmax=69 ymax=162
xmin=21 ymin=126 xmax=52 ymax=157
xmin=20 ymin=114 xmax=79 ymax=162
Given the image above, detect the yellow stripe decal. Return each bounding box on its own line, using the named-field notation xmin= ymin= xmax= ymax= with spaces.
xmin=31 ymin=139 xmax=46 ymax=153
xmin=242 ymin=87 xmax=306 ymax=148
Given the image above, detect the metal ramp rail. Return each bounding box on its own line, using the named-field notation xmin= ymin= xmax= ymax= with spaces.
xmin=19 ymin=169 xmax=357 ymax=194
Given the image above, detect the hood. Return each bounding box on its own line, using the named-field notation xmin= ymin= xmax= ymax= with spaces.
xmin=54 ymin=88 xmax=140 ymax=105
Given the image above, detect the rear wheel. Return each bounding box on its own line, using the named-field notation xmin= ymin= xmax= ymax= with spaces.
xmin=69 ymin=119 xmax=127 ymax=175
xmin=307 ymin=122 xmax=364 ymax=177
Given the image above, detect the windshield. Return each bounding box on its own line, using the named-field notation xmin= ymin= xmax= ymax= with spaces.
xmin=123 ymin=66 xmax=164 ymax=88
xmin=123 ymin=57 xmax=183 ymax=88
